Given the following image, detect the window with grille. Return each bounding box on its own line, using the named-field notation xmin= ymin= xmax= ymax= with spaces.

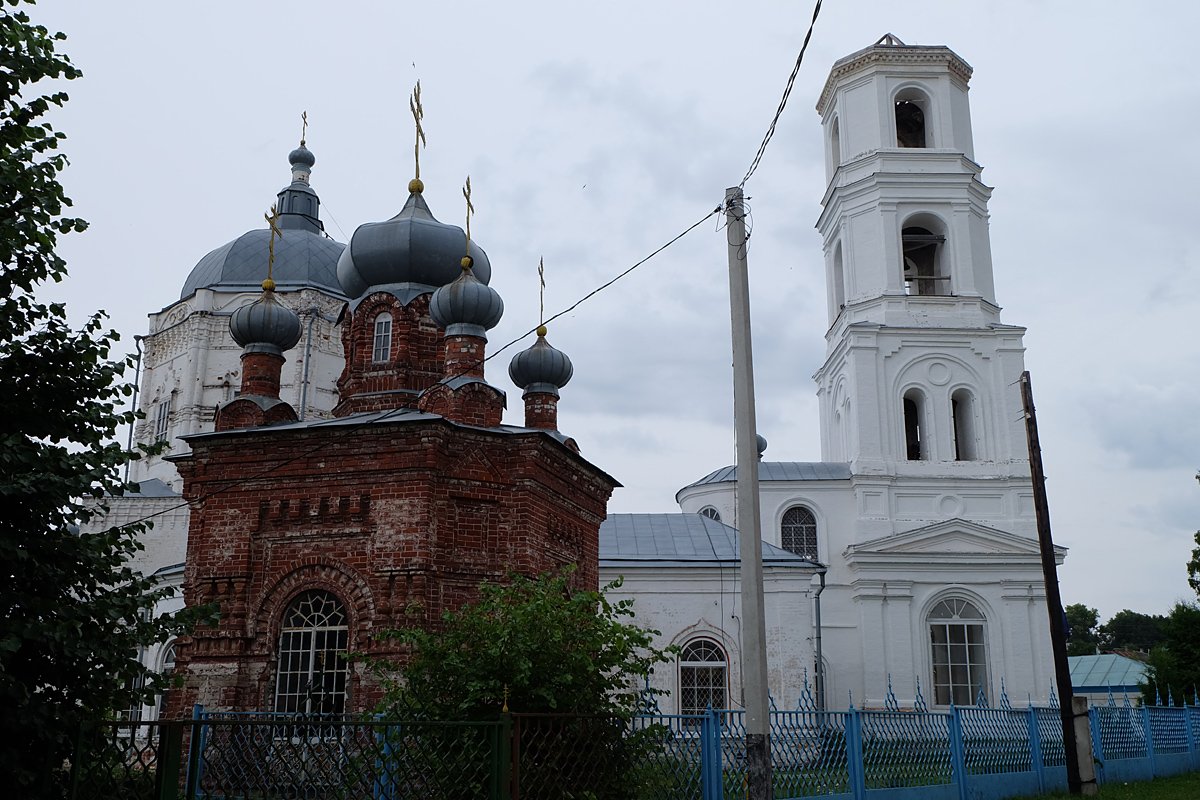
xmin=780 ymin=506 xmax=818 ymax=560
xmin=679 ymin=639 xmax=727 ymax=715
xmin=929 ymin=598 xmax=988 ymax=706
xmin=372 ymin=313 xmax=392 ymax=363
xmin=698 ymin=506 xmax=721 ymax=522
xmin=273 ymin=591 xmax=350 ymax=715
xmin=154 ymin=395 xmax=172 ymax=442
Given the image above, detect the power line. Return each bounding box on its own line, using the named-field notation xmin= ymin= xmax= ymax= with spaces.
xmin=114 ymin=205 xmax=722 ymax=530
xmin=741 ymin=0 xmax=824 ymax=188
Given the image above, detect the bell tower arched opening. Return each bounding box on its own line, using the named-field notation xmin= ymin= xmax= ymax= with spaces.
xmin=894 ymin=87 xmax=932 ymax=148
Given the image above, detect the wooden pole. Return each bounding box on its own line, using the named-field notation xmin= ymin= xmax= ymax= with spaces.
xmin=1020 ymin=370 xmax=1091 ymax=795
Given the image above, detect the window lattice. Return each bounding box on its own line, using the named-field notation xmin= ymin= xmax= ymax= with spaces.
xmin=698 ymin=506 xmax=721 ymax=522
xmin=679 ymin=639 xmax=727 ymax=715
xmin=157 ymin=642 xmax=176 ymax=719
xmin=372 ymin=314 xmax=392 ymax=363
xmin=929 ymin=598 xmax=988 ymax=706
xmin=273 ymin=591 xmax=349 ymax=715
xmin=154 ymin=396 xmax=172 ymax=442
xmin=780 ymin=506 xmax=818 ymax=560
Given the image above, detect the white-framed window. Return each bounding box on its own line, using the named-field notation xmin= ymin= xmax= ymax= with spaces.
xmin=372 ymin=313 xmax=392 ymax=363
xmin=951 ymin=388 xmax=979 ymax=461
xmin=154 ymin=395 xmax=173 ymax=442
xmin=698 ymin=506 xmax=721 ymax=522
xmin=156 ymin=641 xmax=176 ymax=719
xmin=929 ymin=598 xmax=988 ymax=706
xmin=679 ymin=639 xmax=727 ymax=715
xmin=273 ymin=591 xmax=350 ymax=715
xmin=780 ymin=506 xmax=818 ymax=560
xmin=903 ymin=388 xmax=928 ymax=460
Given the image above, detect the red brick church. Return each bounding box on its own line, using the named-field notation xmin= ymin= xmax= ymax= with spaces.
xmin=166 ymin=170 xmax=618 ymax=716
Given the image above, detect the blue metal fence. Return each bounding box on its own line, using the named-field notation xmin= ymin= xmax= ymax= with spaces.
xmin=647 ymin=698 xmax=1200 ymax=800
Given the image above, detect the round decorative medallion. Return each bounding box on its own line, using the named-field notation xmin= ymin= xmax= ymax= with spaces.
xmin=927 ymin=361 xmax=951 ymax=386
xmin=937 ymin=494 xmax=963 ymax=517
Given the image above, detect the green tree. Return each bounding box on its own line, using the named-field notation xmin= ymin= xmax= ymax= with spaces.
xmin=1099 ymin=609 xmax=1166 ymax=653
xmin=0 ymin=4 xmax=197 ymax=796
xmin=1065 ymin=603 xmax=1100 ymax=656
xmin=376 ymin=570 xmax=673 ymax=719
xmin=1143 ymin=602 xmax=1200 ymax=706
xmin=1187 ymin=530 xmax=1200 ymax=598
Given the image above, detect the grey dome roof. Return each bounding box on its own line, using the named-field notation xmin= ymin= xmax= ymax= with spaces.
xmin=336 ymin=190 xmax=491 ymax=302
xmin=179 ymin=144 xmax=346 ymax=300
xmin=429 ymin=262 xmax=504 ymax=337
xmin=508 ymin=330 xmax=573 ymax=396
xmin=181 ymin=228 xmax=345 ymax=300
xmin=230 ymin=289 xmax=302 ymax=356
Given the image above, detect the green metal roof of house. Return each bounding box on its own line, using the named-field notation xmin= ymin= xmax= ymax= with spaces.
xmin=1068 ymin=654 xmax=1147 ymax=691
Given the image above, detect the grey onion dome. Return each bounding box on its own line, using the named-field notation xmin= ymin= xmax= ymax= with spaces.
xmin=429 ymin=261 xmax=504 ymax=337
xmin=288 ymin=144 xmax=316 ymax=169
xmin=508 ymin=328 xmax=573 ymax=397
xmin=756 ymin=434 xmax=768 ymax=457
xmin=179 ymin=143 xmax=344 ymax=299
xmin=229 ymin=288 xmax=303 ymax=357
xmin=336 ymin=189 xmax=492 ymax=302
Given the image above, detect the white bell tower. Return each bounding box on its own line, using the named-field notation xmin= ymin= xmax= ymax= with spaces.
xmin=813 ymin=35 xmax=1034 ymax=539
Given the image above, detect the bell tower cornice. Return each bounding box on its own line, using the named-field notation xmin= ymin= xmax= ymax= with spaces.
xmin=817 ymin=38 xmax=973 ymax=117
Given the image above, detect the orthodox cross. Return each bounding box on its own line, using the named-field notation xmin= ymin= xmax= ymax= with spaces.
xmin=264 ymin=204 xmax=282 ymax=283
xmin=538 ymin=256 xmax=545 ymax=324
xmin=300 ymin=110 xmax=308 ymax=147
xmin=462 ymin=175 xmax=474 ymax=255
xmin=410 ymin=81 xmax=426 ymax=180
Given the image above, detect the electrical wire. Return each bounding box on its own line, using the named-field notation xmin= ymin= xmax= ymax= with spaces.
xmin=740 ymin=0 xmax=824 ymax=188
xmin=115 ymin=205 xmax=722 ymax=529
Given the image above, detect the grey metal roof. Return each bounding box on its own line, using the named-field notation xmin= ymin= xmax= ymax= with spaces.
xmin=132 ymin=478 xmax=180 ymax=497
xmin=180 ymin=227 xmax=346 ymax=300
xmin=599 ymin=513 xmax=818 ymax=568
xmin=680 ymin=461 xmax=852 ymax=494
xmin=1069 ymin=654 xmax=1147 ymax=691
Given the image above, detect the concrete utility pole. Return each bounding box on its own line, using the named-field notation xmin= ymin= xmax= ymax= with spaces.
xmin=1020 ymin=371 xmax=1096 ymax=796
xmin=724 ymin=185 xmax=772 ymax=798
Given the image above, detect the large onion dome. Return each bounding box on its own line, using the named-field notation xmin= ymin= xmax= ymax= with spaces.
xmin=508 ymin=326 xmax=573 ymax=396
xmin=180 ymin=145 xmax=345 ymax=300
xmin=336 ymin=184 xmax=492 ymax=302
xmin=429 ymin=259 xmax=504 ymax=337
xmin=229 ymin=282 xmax=303 ymax=356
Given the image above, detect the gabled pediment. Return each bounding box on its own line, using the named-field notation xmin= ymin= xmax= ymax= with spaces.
xmin=845 ymin=518 xmax=1066 ymax=572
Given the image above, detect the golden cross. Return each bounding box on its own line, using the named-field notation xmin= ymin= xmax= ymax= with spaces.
xmin=538 ymin=256 xmax=545 ymax=324
xmin=410 ymin=81 xmax=426 ymax=180
xmin=300 ymin=110 xmax=308 ymax=147
xmin=264 ymin=204 xmax=283 ymax=282
xmin=462 ymin=175 xmax=474 ymax=254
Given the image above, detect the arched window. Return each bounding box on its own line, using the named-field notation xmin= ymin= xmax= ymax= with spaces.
xmin=902 ymin=226 xmax=948 ymax=296
xmin=928 ymin=598 xmax=988 ymax=706
xmin=781 ymin=506 xmax=818 ymax=560
xmin=157 ymin=642 xmax=176 ymax=719
xmin=829 ymin=116 xmax=842 ymax=168
xmin=951 ymin=388 xmax=979 ymax=461
xmin=895 ymin=89 xmax=930 ymax=148
xmin=372 ymin=313 xmax=392 ymax=363
xmin=831 ymin=243 xmax=846 ymax=314
xmin=273 ymin=591 xmax=350 ymax=715
xmin=698 ymin=506 xmax=721 ymax=522
xmin=679 ymin=639 xmax=727 ymax=715
xmin=154 ymin=395 xmax=173 ymax=442
xmin=903 ymin=389 xmax=927 ymax=461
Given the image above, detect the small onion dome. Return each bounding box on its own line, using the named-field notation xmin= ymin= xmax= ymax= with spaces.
xmin=336 ymin=189 xmax=492 ymax=301
xmin=229 ymin=283 xmax=303 ymax=356
xmin=508 ymin=326 xmax=573 ymax=397
xmin=756 ymin=434 xmax=768 ymax=457
xmin=288 ymin=144 xmax=316 ymax=170
xmin=429 ymin=258 xmax=504 ymax=337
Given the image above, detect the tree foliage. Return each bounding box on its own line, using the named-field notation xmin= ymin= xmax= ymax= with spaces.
xmin=375 ymin=570 xmax=673 ymax=720
xmin=1065 ymin=603 xmax=1099 ymax=657
xmin=1143 ymin=602 xmax=1200 ymax=706
xmin=1187 ymin=530 xmax=1200 ymax=599
xmin=0 ymin=4 xmax=197 ymax=795
xmin=1098 ymin=609 xmax=1166 ymax=654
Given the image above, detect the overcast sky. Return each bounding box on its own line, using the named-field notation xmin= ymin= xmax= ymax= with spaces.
xmin=34 ymin=1 xmax=1200 ymax=621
